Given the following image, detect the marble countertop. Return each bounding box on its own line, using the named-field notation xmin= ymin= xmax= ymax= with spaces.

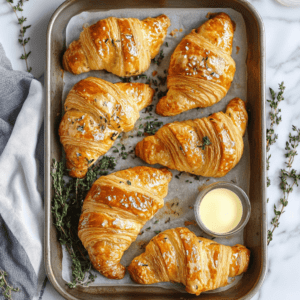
xmin=1 ymin=0 xmax=300 ymax=299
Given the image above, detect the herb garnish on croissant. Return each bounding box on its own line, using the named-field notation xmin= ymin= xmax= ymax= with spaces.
xmin=136 ymin=98 xmax=247 ymax=177
xmin=128 ymin=227 xmax=250 ymax=295
xmin=156 ymin=13 xmax=236 ymax=116
xmin=58 ymin=77 xmax=154 ymax=178
xmin=78 ymin=166 xmax=172 ymax=279
xmin=63 ymin=15 xmax=170 ymax=77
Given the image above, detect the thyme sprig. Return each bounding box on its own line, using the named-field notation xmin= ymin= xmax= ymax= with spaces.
xmin=0 ymin=270 xmax=19 ymax=299
xmin=267 ymin=126 xmax=300 ymax=245
xmin=197 ymin=136 xmax=211 ymax=150
xmin=51 ymin=156 xmax=116 ymax=288
xmin=6 ymin=0 xmax=32 ymax=72
xmin=266 ymin=82 xmax=285 ymax=187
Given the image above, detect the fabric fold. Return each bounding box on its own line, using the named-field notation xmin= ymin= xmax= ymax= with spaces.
xmin=0 ymin=43 xmax=45 ymax=300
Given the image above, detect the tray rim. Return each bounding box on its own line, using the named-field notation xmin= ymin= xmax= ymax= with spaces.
xmin=45 ymin=0 xmax=267 ymax=299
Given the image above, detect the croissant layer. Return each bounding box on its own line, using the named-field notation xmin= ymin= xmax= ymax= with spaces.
xmin=156 ymin=12 xmax=236 ymax=116
xmin=136 ymin=98 xmax=248 ymax=177
xmin=59 ymin=77 xmax=154 ymax=178
xmin=78 ymin=166 xmax=172 ymax=279
xmin=63 ymin=15 xmax=170 ymax=77
xmin=128 ymin=227 xmax=250 ymax=295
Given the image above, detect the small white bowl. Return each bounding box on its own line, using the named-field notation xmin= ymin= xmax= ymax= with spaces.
xmin=194 ymin=181 xmax=251 ymax=238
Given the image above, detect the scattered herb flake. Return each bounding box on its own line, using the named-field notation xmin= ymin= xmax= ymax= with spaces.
xmin=197 ymin=136 xmax=211 ymax=150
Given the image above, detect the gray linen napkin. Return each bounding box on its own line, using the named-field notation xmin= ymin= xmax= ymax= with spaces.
xmin=0 ymin=43 xmax=45 ymax=300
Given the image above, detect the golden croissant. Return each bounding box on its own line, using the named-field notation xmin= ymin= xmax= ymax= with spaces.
xmin=128 ymin=227 xmax=250 ymax=295
xmin=136 ymin=98 xmax=247 ymax=177
xmin=156 ymin=12 xmax=236 ymax=116
xmin=78 ymin=166 xmax=172 ymax=279
xmin=63 ymin=15 xmax=170 ymax=77
xmin=58 ymin=77 xmax=154 ymax=178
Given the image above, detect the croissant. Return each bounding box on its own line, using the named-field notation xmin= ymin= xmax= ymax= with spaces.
xmin=128 ymin=227 xmax=250 ymax=295
xmin=156 ymin=12 xmax=236 ymax=116
xmin=63 ymin=15 xmax=170 ymax=77
xmin=78 ymin=166 xmax=172 ymax=279
xmin=136 ymin=98 xmax=247 ymax=177
xmin=58 ymin=77 xmax=154 ymax=178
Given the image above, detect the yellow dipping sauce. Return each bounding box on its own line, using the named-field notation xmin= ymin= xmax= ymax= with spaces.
xmin=199 ymin=188 xmax=243 ymax=233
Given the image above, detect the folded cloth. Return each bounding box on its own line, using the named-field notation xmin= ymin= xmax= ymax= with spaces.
xmin=0 ymin=43 xmax=45 ymax=299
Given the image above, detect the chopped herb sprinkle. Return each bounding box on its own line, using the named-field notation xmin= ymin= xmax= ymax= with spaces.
xmin=197 ymin=136 xmax=211 ymax=150
xmin=144 ymin=121 xmax=163 ymax=135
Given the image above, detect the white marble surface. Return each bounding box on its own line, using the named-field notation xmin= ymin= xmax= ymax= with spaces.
xmin=1 ymin=0 xmax=300 ymax=299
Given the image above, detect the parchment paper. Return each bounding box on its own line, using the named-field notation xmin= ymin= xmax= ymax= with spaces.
xmin=61 ymin=7 xmax=249 ymax=293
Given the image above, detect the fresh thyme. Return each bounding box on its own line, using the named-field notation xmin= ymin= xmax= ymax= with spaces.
xmin=197 ymin=136 xmax=211 ymax=150
xmin=144 ymin=120 xmax=163 ymax=135
xmin=51 ymin=156 xmax=116 ymax=288
xmin=152 ymin=50 xmax=164 ymax=66
xmin=266 ymin=82 xmax=285 ymax=187
xmin=267 ymin=126 xmax=300 ymax=245
xmin=0 ymin=270 xmax=19 ymax=300
xmin=6 ymin=0 xmax=32 ymax=72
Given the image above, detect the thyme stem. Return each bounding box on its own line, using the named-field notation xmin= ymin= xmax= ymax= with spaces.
xmin=51 ymin=156 xmax=116 ymax=288
xmin=0 ymin=270 xmax=20 ymax=299
xmin=267 ymin=126 xmax=300 ymax=245
xmin=266 ymin=82 xmax=285 ymax=188
xmin=6 ymin=0 xmax=32 ymax=72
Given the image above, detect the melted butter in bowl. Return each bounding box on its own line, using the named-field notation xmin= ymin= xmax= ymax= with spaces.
xmin=194 ymin=182 xmax=251 ymax=237
xmin=199 ymin=188 xmax=243 ymax=234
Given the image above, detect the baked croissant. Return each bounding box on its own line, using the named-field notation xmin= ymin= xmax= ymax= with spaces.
xmin=78 ymin=166 xmax=172 ymax=279
xmin=59 ymin=77 xmax=154 ymax=178
xmin=128 ymin=227 xmax=250 ymax=295
xmin=136 ymin=98 xmax=247 ymax=177
xmin=156 ymin=12 xmax=236 ymax=116
xmin=63 ymin=15 xmax=170 ymax=77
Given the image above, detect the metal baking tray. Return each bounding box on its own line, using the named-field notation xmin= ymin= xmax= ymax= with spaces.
xmin=45 ymin=0 xmax=267 ymax=299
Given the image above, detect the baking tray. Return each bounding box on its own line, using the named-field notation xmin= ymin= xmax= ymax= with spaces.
xmin=45 ymin=0 xmax=267 ymax=299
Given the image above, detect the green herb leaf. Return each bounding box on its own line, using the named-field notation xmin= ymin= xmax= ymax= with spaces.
xmin=197 ymin=136 xmax=211 ymax=150
xmin=50 ymin=156 xmax=116 ymax=287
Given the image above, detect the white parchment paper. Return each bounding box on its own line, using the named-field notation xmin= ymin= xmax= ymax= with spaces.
xmin=61 ymin=8 xmax=249 ymax=293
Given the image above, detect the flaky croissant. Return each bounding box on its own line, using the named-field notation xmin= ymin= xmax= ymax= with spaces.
xmin=128 ymin=227 xmax=250 ymax=295
xmin=63 ymin=15 xmax=170 ymax=77
xmin=156 ymin=13 xmax=236 ymax=116
xmin=136 ymin=98 xmax=247 ymax=177
xmin=78 ymin=166 xmax=172 ymax=279
xmin=59 ymin=77 xmax=154 ymax=178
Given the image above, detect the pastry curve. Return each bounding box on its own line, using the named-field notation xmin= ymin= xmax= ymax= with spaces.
xmin=63 ymin=15 xmax=170 ymax=77
xmin=136 ymin=98 xmax=247 ymax=177
xmin=59 ymin=77 xmax=154 ymax=178
xmin=156 ymin=12 xmax=236 ymax=116
xmin=78 ymin=166 xmax=172 ymax=279
xmin=128 ymin=227 xmax=250 ymax=295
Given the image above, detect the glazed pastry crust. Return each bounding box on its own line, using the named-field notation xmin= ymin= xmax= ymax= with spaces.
xmin=156 ymin=13 xmax=236 ymax=116
xmin=136 ymin=98 xmax=248 ymax=177
xmin=59 ymin=77 xmax=154 ymax=178
xmin=128 ymin=227 xmax=250 ymax=295
xmin=78 ymin=166 xmax=172 ymax=279
xmin=63 ymin=15 xmax=170 ymax=77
